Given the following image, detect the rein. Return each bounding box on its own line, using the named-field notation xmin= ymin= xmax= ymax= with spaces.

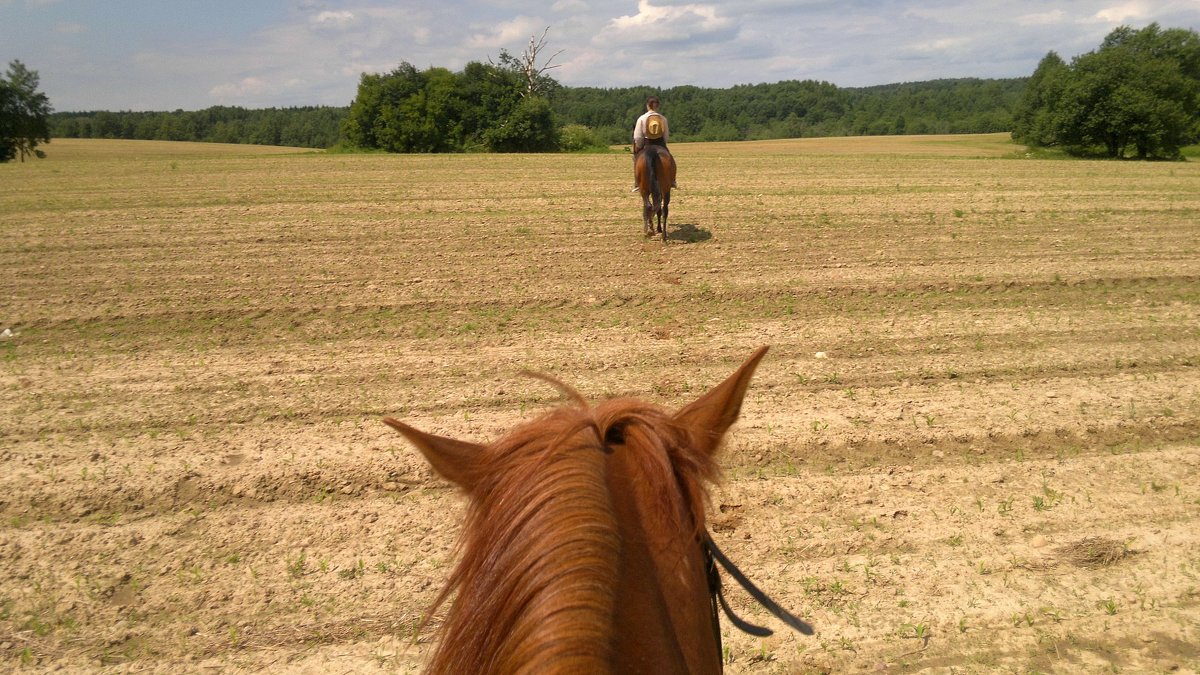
xmin=703 ymin=531 xmax=813 ymax=658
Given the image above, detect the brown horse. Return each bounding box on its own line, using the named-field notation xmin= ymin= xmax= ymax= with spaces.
xmin=384 ymin=346 xmax=810 ymax=673
xmin=635 ymin=144 xmax=675 ymax=241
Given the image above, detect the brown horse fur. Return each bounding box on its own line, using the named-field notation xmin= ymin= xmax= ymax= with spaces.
xmin=384 ymin=346 xmax=768 ymax=674
xmin=635 ymin=144 xmax=676 ymax=240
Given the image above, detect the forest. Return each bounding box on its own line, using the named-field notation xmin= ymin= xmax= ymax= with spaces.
xmin=558 ymin=78 xmax=1021 ymax=144
xmin=49 ymin=106 xmax=344 ymax=149
xmin=47 ymin=76 xmax=1024 ymax=151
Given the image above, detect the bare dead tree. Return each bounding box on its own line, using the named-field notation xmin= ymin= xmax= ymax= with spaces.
xmin=517 ymin=27 xmax=564 ymax=97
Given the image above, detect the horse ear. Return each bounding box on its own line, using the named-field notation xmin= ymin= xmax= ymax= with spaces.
xmin=384 ymin=417 xmax=485 ymax=492
xmin=673 ymin=346 xmax=768 ymax=456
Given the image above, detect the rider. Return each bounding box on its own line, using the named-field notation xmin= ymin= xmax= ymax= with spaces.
xmin=631 ymin=96 xmax=677 ymax=191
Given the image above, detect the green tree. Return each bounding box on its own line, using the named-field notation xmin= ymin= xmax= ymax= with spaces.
xmin=484 ymin=96 xmax=559 ymax=152
xmin=342 ymin=64 xmax=419 ymax=150
xmin=0 ymin=60 xmax=52 ymax=162
xmin=343 ymin=63 xmax=474 ymax=152
xmin=341 ymin=58 xmax=560 ymax=153
xmin=1012 ymin=51 xmax=1069 ymax=146
xmin=1019 ymin=24 xmax=1200 ymax=159
xmin=458 ymin=61 xmax=522 ymax=148
xmin=559 ymin=123 xmax=604 ymax=151
xmin=372 ymin=67 xmax=462 ymax=152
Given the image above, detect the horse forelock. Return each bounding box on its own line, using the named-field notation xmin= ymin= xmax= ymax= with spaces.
xmin=425 ymin=398 xmax=719 ymax=674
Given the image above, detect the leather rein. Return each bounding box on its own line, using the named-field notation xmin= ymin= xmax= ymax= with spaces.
xmin=703 ymin=531 xmax=813 ymax=659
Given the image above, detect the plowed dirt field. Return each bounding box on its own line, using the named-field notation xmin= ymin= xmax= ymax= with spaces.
xmin=2 ymin=135 xmax=1199 ymax=673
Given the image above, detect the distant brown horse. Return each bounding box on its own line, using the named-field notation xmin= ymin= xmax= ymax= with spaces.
xmin=635 ymin=144 xmax=675 ymax=241
xmin=384 ymin=346 xmax=811 ymax=674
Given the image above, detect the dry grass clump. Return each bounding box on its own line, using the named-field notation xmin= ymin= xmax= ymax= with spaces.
xmin=1055 ymin=537 xmax=1129 ymax=569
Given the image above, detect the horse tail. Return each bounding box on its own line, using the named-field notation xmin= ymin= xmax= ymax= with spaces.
xmin=645 ymin=147 xmax=662 ymax=210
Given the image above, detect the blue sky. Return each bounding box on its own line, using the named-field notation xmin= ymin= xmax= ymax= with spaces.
xmin=1 ymin=0 xmax=1196 ymax=112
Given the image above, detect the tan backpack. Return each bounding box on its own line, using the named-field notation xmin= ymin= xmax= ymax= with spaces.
xmin=644 ymin=113 xmax=665 ymax=140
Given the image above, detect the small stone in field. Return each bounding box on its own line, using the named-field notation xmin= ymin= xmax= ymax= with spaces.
xmin=1030 ymin=534 xmax=1048 ymax=548
xmin=815 ymin=351 xmax=827 ymax=359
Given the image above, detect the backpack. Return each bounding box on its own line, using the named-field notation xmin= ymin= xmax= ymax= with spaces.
xmin=644 ymin=113 xmax=665 ymax=140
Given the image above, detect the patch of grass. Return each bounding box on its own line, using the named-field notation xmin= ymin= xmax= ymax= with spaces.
xmin=901 ymin=622 xmax=932 ymax=641
xmin=287 ymin=551 xmax=307 ymax=578
xmin=338 ymin=559 xmax=366 ymax=580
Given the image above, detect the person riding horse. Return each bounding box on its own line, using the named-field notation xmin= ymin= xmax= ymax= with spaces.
xmin=631 ymin=96 xmax=677 ymax=191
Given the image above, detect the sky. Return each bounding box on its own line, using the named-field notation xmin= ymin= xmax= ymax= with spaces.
xmin=1 ymin=0 xmax=1196 ymax=112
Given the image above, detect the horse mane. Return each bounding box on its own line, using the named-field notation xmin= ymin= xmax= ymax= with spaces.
xmin=424 ymin=396 xmax=720 ymax=674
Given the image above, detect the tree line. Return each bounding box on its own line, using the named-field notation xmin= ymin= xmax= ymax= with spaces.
xmin=556 ymin=78 xmax=1022 ymax=145
xmin=49 ymin=106 xmax=344 ymax=149
xmin=48 ymin=75 xmax=1023 ymax=151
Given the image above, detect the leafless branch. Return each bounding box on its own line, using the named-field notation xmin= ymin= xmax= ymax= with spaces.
xmin=519 ymin=27 xmax=564 ymax=97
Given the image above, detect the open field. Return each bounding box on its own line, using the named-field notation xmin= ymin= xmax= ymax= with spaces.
xmin=2 ymin=134 xmax=1199 ymax=673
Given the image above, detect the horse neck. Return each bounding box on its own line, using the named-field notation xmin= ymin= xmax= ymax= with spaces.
xmin=428 ymin=421 xmax=620 ymax=674
xmin=606 ymin=430 xmax=722 ymax=675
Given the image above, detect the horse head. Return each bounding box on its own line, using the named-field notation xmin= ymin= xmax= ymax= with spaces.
xmin=385 ymin=347 xmax=770 ymax=673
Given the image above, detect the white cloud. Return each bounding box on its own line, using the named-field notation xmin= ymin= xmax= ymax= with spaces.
xmin=610 ymin=0 xmax=731 ymax=31
xmin=909 ymin=36 xmax=971 ymax=54
xmin=467 ymin=16 xmax=546 ymax=49
xmin=1016 ymin=10 xmax=1067 ymax=26
xmin=597 ymin=0 xmax=737 ymax=47
xmin=1094 ymin=2 xmax=1148 ymax=23
xmin=312 ymin=10 xmax=355 ymax=27
xmin=209 ymin=77 xmax=270 ymax=99
xmin=551 ymin=0 xmax=587 ymax=11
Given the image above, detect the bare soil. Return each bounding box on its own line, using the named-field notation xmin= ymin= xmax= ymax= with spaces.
xmin=2 ymin=136 xmax=1198 ymax=673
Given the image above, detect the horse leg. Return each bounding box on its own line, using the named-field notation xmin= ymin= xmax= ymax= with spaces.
xmin=642 ymin=194 xmax=654 ymax=237
xmin=661 ymin=190 xmax=671 ymax=242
